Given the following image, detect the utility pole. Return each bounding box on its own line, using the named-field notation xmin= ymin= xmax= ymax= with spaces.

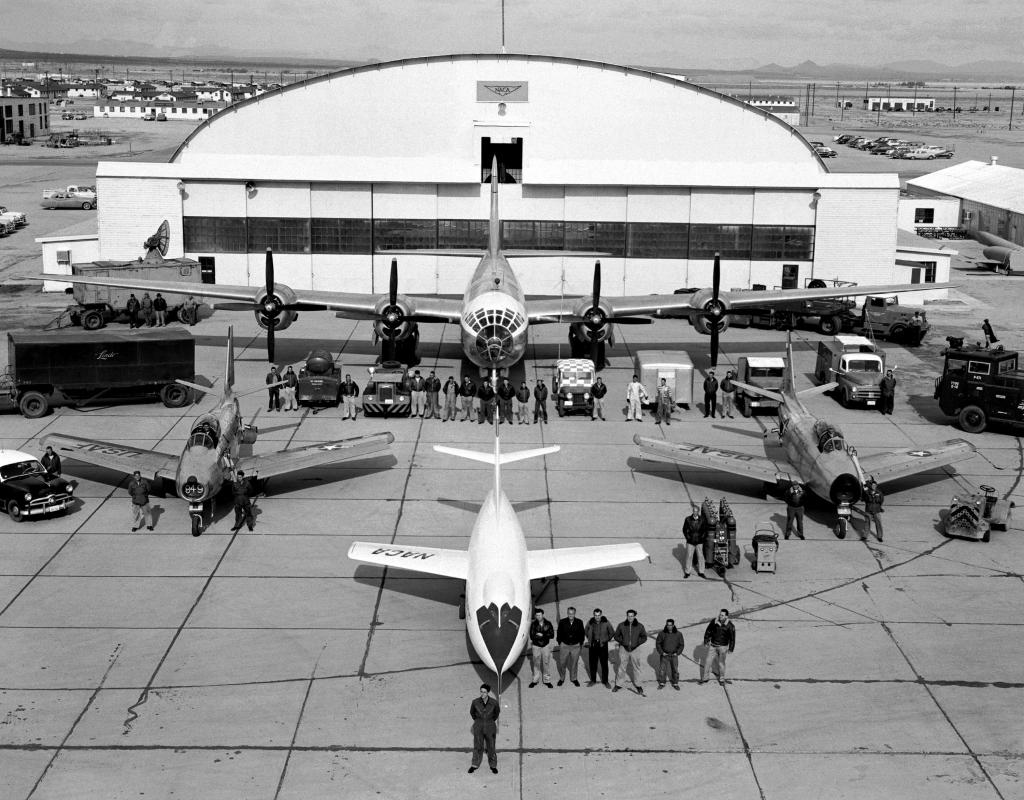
xmin=1010 ymin=87 xmax=1016 ymax=131
xmin=912 ymin=84 xmax=917 ymax=116
xmin=500 ymin=0 xmax=506 ymax=53
xmin=952 ymin=86 xmax=958 ymax=120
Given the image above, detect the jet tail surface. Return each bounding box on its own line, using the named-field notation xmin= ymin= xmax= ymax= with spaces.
xmin=488 ymin=155 xmax=500 ymax=255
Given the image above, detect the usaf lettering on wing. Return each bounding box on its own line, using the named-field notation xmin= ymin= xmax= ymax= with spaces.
xmin=72 ymin=443 xmax=142 ymax=457
xmin=371 ymin=547 xmax=435 ymax=560
xmin=674 ymin=443 xmax=754 ymax=461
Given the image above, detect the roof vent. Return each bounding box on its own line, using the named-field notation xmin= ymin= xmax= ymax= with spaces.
xmin=990 ymin=156 xmax=999 ymax=166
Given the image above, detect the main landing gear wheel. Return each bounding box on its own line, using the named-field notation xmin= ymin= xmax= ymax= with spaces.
xmin=834 ymin=518 xmax=848 ymax=539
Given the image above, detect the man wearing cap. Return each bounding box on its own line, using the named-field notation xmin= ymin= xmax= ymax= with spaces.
xmin=703 ymin=369 xmax=719 ymax=419
xmin=231 ymin=470 xmax=256 ymax=532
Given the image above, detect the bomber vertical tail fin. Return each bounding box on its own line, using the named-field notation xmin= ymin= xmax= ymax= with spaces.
xmin=487 ymin=155 xmax=500 ymax=255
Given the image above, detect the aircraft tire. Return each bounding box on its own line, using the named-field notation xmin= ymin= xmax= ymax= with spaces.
xmin=191 ymin=514 xmax=202 ymax=537
xmin=834 ymin=520 xmax=847 ymax=539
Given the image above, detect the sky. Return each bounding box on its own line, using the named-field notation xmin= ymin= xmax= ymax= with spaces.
xmin=5 ymin=0 xmax=1023 ymax=69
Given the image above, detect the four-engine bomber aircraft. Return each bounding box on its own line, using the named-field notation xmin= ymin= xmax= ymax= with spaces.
xmin=43 ymin=327 xmax=394 ymax=535
xmin=41 ymin=158 xmax=950 ymax=369
xmin=634 ymin=336 xmax=975 ymax=538
xmin=348 ymin=385 xmax=649 ymax=679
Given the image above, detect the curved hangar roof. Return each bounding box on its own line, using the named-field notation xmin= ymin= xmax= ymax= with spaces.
xmin=171 ymin=53 xmax=828 ymax=186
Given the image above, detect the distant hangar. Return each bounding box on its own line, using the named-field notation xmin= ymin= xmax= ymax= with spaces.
xmin=55 ymin=54 xmax=947 ymax=299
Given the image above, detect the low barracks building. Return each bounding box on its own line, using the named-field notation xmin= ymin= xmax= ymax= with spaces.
xmin=86 ymin=54 xmax=944 ymax=299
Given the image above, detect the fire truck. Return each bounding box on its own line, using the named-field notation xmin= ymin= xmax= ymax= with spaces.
xmin=934 ymin=340 xmax=1024 ymax=434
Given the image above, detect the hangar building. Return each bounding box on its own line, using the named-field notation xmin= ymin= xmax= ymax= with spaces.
xmin=68 ymin=54 xmax=945 ymax=299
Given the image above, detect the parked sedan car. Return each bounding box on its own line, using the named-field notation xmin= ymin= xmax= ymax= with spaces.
xmin=41 ymin=193 xmax=97 ymax=210
xmin=834 ymin=134 xmax=854 ymax=144
xmin=156 ymin=112 xmax=167 ymax=122
xmin=933 ymin=149 xmax=954 ymax=158
xmin=814 ymin=145 xmax=837 ymax=157
xmin=0 ymin=450 xmax=74 ymax=522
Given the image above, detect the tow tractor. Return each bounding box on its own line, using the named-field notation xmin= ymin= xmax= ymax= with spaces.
xmin=944 ymin=485 xmax=1014 ymax=542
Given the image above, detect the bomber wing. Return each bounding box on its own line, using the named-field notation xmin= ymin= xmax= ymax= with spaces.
xmin=348 ymin=541 xmax=469 ymax=580
xmin=236 ymin=431 xmax=394 ymax=480
xmin=526 ymin=543 xmax=648 ymax=580
xmin=634 ymin=434 xmax=794 ymax=485
xmin=42 ymin=433 xmax=179 ymax=482
xmin=858 ymin=439 xmax=976 ymax=485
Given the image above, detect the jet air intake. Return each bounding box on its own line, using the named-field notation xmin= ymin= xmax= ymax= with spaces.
xmin=829 ymin=473 xmax=862 ymax=507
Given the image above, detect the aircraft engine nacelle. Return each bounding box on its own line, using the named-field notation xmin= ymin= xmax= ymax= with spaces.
xmin=240 ymin=424 xmax=258 ymax=445
xmin=254 ymin=285 xmax=298 ymax=332
xmin=689 ymin=288 xmax=731 ymax=335
xmin=983 ymin=245 xmax=1019 ymax=270
xmin=373 ymin=297 xmax=417 ymax=342
xmin=572 ymin=300 xmax=615 ymax=344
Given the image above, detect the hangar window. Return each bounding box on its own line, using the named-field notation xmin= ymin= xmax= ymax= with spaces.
xmin=502 ymin=220 xmax=564 ymax=249
xmin=565 ymin=222 xmax=626 ymax=256
xmin=183 ymin=216 xmax=247 ymax=253
xmin=374 ymin=219 xmax=437 ymax=250
xmin=248 ymin=218 xmax=311 ymax=254
xmin=751 ymin=226 xmax=815 ymax=260
xmin=689 ymin=225 xmax=753 ymax=259
xmin=626 ymin=223 xmax=689 ymax=259
xmin=481 ymin=137 xmax=523 ymax=183
xmin=913 ymin=208 xmax=935 ymax=224
xmin=439 ymin=219 xmax=489 ymax=249
xmin=312 ymin=218 xmax=372 ymax=254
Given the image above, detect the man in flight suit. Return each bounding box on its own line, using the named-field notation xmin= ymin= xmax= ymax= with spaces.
xmin=230 ymin=469 xmax=256 ymax=532
xmin=703 ymin=369 xmax=719 ymax=419
xmin=468 ymin=683 xmax=499 ymax=774
xmin=496 ymin=377 xmax=516 ymax=424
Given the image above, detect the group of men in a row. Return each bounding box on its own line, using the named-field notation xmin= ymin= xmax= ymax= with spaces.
xmin=125 ymin=293 xmax=199 ymax=328
xmin=407 ymin=371 xmax=562 ymax=424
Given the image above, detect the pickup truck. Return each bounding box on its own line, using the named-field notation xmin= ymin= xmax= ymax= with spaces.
xmin=734 ymin=356 xmax=785 ymax=416
xmin=43 ymin=185 xmax=96 ymax=200
xmin=814 ymin=335 xmax=888 ymax=409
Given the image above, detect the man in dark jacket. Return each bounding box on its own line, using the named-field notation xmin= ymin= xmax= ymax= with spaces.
xmin=515 ymin=381 xmax=531 ymax=424
xmin=656 ymin=619 xmax=686 ymax=689
xmin=496 ymin=378 xmax=516 ymax=424
xmin=880 ymin=369 xmax=896 ymax=415
xmin=528 ymin=608 xmax=555 ymax=688
xmin=613 ymin=609 xmax=648 ymax=694
xmin=153 ymin=293 xmax=168 ymax=326
xmin=468 ymin=683 xmax=500 ymax=774
xmin=41 ymin=445 xmax=62 ymax=479
xmin=230 ymin=469 xmax=256 ymax=532
xmin=703 ymin=370 xmax=719 ymax=419
xmin=409 ymin=370 xmax=426 ymax=417
xmin=784 ymin=482 xmax=806 ymax=540
xmin=459 ymin=376 xmax=477 ymax=421
xmin=982 ymin=318 xmax=999 ymax=347
xmin=863 ymin=478 xmax=884 ymax=542
xmin=701 ymin=608 xmax=736 ymax=685
xmin=477 ymin=378 xmax=496 ymax=425
xmin=282 ymin=365 xmax=299 ymax=411
xmin=584 ymin=608 xmax=614 ymax=687
xmin=556 ymin=607 xmax=586 ymax=687
xmin=266 ymin=367 xmax=281 ymax=412
xmin=126 ymin=294 xmax=141 ymax=328
xmin=720 ymin=370 xmax=736 ymax=418
xmin=682 ymin=505 xmax=707 ymax=578
xmin=533 ymin=379 xmax=549 ymax=423
xmin=591 ymin=376 xmax=608 ymax=421
xmin=140 ymin=292 xmax=155 ymax=327
xmin=340 ymin=374 xmax=360 ymax=420
xmin=128 ymin=470 xmax=153 ymax=531
xmin=424 ymin=371 xmax=442 ymax=419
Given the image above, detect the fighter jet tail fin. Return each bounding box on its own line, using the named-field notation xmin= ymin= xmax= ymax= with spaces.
xmin=782 ymin=331 xmax=798 ymax=400
xmin=225 ymin=325 xmax=235 ymax=393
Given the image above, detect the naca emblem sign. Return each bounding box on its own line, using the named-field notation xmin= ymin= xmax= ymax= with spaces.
xmin=477 ymin=81 xmax=529 ymax=102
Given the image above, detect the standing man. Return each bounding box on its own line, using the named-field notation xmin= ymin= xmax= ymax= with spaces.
xmin=409 ymin=370 xmax=426 ymax=418
xmin=266 ymin=366 xmax=281 ymax=412
xmin=477 ymin=378 xmax=496 ymax=425
xmin=533 ymin=378 xmax=549 ymax=424
xmin=340 ymin=373 xmax=359 ymax=420
xmin=909 ymin=311 xmax=924 ymax=345
xmin=140 ymin=292 xmax=155 ymax=327
xmin=468 ymin=684 xmax=500 ymax=775
xmin=230 ymin=469 xmax=256 ymax=532
xmin=528 ymin=608 xmax=555 ymax=688
xmin=556 ymin=607 xmax=585 ymax=687
xmin=515 ymin=380 xmax=531 ymax=424
xmin=703 ymin=369 xmax=719 ymax=419
xmin=784 ymin=481 xmax=806 ymax=540
xmin=128 ymin=470 xmax=153 ymax=532
xmin=585 ymin=608 xmax=614 ymax=687
xmin=496 ymin=377 xmax=516 ymax=424
xmin=720 ymin=370 xmax=736 ymax=418
xmin=655 ymin=619 xmax=685 ymax=690
xmin=591 ymin=376 xmax=607 ymax=421
xmin=654 ymin=378 xmax=674 ymax=426
xmin=682 ymin=505 xmax=707 ymax=578
xmin=625 ymin=375 xmax=647 ymax=421
xmin=181 ymin=295 xmax=199 ymax=326
xmin=282 ymin=365 xmax=299 ymax=411
xmin=424 ymin=371 xmax=442 ymax=419
xmin=982 ymin=318 xmax=999 ymax=347
xmin=126 ymin=293 xmax=141 ymax=329
xmin=459 ymin=376 xmax=477 ymax=422
xmin=863 ymin=478 xmax=885 ymax=542
xmin=700 ymin=609 xmax=736 ymax=685
xmin=41 ymin=445 xmax=62 ymax=479
xmin=879 ymin=369 xmax=896 ymax=415
xmin=612 ymin=609 xmax=648 ymax=695
xmin=153 ymin=293 xmax=168 ymax=326
xmin=442 ymin=375 xmax=459 ymax=421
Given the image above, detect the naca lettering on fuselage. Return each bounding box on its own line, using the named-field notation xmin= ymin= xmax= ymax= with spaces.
xmin=673 ymin=443 xmax=754 ymax=461
xmin=371 ymin=547 xmax=435 ymax=560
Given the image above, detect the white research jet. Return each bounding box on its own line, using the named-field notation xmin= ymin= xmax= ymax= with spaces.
xmin=44 ymin=327 xmax=394 ymax=536
xmin=39 ymin=157 xmax=954 ymax=370
xmin=348 ymin=397 xmax=649 ymax=677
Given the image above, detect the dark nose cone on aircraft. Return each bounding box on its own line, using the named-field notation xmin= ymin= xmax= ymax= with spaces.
xmin=830 ymin=473 xmax=862 ymax=506
xmin=476 ymin=603 xmax=523 ymax=673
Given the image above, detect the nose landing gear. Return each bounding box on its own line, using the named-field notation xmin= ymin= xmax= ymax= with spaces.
xmin=189 ymin=501 xmax=209 ymax=537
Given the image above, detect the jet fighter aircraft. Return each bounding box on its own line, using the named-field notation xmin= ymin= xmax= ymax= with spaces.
xmin=43 ymin=327 xmax=394 ymax=536
xmin=348 ymin=377 xmax=648 ymax=680
xmin=634 ymin=336 xmax=975 ymax=538
xmin=40 ymin=158 xmax=952 ymax=370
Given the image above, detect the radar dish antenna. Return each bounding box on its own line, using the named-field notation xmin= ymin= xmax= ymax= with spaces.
xmin=143 ymin=220 xmax=170 ymax=260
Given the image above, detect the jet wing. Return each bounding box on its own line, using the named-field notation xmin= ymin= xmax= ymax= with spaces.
xmin=526 ymin=543 xmax=648 ymax=580
xmin=525 ymin=282 xmax=954 ymax=322
xmin=236 ymin=431 xmax=394 ymax=480
xmin=858 ymin=439 xmax=976 ymax=485
xmin=634 ymin=434 xmax=793 ymax=485
xmin=42 ymin=433 xmax=179 ymax=482
xmin=347 ymin=541 xmax=469 ymax=580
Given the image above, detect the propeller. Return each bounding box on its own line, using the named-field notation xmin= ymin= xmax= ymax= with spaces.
xmin=580 ymin=261 xmax=649 ymax=366
xmin=701 ymin=252 xmax=727 ymax=368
